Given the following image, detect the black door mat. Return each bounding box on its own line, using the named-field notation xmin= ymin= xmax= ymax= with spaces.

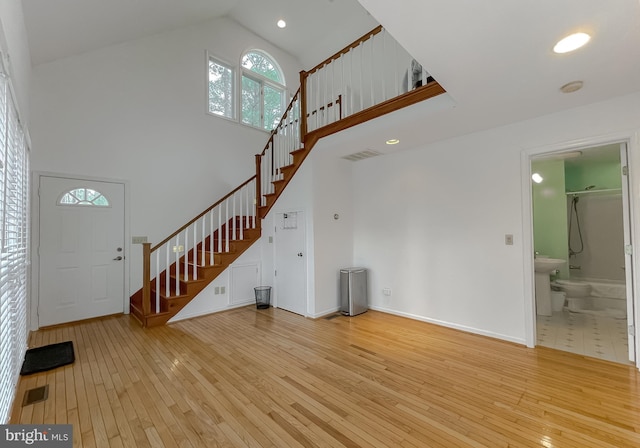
xmin=20 ymin=341 xmax=75 ymax=376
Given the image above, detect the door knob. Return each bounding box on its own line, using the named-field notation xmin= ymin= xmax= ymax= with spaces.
xmin=113 ymin=256 xmax=123 ymax=261
xmin=297 ymin=252 xmax=303 ymax=257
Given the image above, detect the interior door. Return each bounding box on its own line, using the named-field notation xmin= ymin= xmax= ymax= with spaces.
xmin=39 ymin=176 xmax=125 ymax=327
xmin=274 ymin=211 xmax=306 ymax=316
xmin=620 ymin=143 xmax=636 ymax=362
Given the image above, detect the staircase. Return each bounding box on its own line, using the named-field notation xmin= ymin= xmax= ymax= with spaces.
xmin=130 ymin=26 xmax=446 ymax=327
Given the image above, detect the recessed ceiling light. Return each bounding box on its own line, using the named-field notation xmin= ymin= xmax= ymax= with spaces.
xmin=277 ymin=19 xmax=286 ymax=29
xmin=386 ymin=139 xmax=400 ymax=145
xmin=553 ymin=32 xmax=590 ymax=54
xmin=560 ymin=80 xmax=584 ymax=93
xmin=531 ymin=173 xmax=544 ymax=184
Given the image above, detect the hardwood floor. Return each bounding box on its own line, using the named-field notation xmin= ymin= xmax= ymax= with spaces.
xmin=10 ymin=308 xmax=640 ymax=447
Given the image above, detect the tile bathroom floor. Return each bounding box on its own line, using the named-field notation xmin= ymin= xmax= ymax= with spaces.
xmin=536 ymin=309 xmax=632 ymax=365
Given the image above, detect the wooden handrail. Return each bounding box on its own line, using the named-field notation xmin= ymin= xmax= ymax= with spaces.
xmin=259 ymin=88 xmax=301 ymax=157
xmin=151 ymin=175 xmax=256 ymax=252
xmin=304 ymin=25 xmax=383 ymax=76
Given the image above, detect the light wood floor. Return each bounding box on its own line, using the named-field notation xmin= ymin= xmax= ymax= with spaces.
xmin=10 ymin=307 xmax=640 ymax=447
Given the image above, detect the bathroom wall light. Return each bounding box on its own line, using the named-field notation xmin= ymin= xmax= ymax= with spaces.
xmin=277 ymin=19 xmax=287 ymax=29
xmin=532 ymin=173 xmax=544 ymax=184
xmin=553 ymin=32 xmax=590 ymax=54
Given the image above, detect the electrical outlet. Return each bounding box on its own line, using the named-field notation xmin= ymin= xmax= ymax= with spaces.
xmin=214 ymin=287 xmax=220 ymax=295
xmin=505 ymin=234 xmax=514 ymax=246
xmin=383 ymin=288 xmax=392 ymax=296
xmin=132 ymin=236 xmax=148 ymax=244
xmin=220 ymin=286 xmax=226 ymax=294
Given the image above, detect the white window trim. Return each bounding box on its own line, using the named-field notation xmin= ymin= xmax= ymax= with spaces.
xmin=205 ymin=51 xmax=237 ymax=122
xmin=240 ymin=50 xmax=286 ymax=131
xmin=205 ymin=50 xmax=288 ymax=133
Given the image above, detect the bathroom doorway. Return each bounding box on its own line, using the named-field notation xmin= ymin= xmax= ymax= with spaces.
xmin=530 ymin=142 xmax=635 ymax=365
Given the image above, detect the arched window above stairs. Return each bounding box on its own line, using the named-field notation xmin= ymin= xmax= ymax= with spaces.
xmin=241 ymin=50 xmax=286 ymax=131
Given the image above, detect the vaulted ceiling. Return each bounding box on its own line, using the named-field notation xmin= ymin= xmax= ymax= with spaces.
xmin=20 ymin=0 xmax=640 ymax=154
xmin=21 ymin=0 xmax=377 ymax=68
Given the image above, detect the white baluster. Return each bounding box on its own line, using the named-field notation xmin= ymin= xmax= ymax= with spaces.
xmin=241 ymin=185 xmax=245 ymax=240
xmin=382 ymin=30 xmax=387 ymax=102
xmin=176 ymin=235 xmax=181 ymax=296
xmin=165 ymin=244 xmax=170 ymax=297
xmin=218 ymin=205 xmax=222 ymax=253
xmin=232 ymin=192 xmax=237 ymax=241
xmin=202 ymin=214 xmax=206 ymax=267
xmin=225 ymin=200 xmax=229 ymax=252
xmin=210 ymin=209 xmax=214 ymax=265
xmin=155 ymin=252 xmax=160 ymax=313
xmin=370 ymin=37 xmax=375 ymax=107
xmin=183 ymin=227 xmax=188 ymax=282
xmin=193 ymin=221 xmax=198 ymax=280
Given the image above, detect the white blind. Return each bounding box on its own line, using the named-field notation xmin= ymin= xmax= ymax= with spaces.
xmin=0 ymin=70 xmax=29 ymax=423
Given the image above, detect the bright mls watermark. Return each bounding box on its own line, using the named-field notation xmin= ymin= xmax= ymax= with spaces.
xmin=0 ymin=425 xmax=72 ymax=447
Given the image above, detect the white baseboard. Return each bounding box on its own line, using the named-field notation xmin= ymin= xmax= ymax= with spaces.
xmin=368 ymin=305 xmax=526 ymax=346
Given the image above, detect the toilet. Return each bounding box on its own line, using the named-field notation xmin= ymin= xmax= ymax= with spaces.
xmin=552 ymin=279 xmax=592 ymax=311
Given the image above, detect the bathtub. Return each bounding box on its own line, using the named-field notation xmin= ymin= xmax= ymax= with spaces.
xmin=570 ymin=277 xmax=627 ymax=312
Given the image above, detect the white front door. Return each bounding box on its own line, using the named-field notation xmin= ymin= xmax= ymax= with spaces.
xmin=39 ymin=176 xmax=125 ymax=327
xmin=274 ymin=211 xmax=306 ymax=316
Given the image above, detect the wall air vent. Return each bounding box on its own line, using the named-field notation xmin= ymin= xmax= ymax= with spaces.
xmin=341 ymin=149 xmax=382 ymax=162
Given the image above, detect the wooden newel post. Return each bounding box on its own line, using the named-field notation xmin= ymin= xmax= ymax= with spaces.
xmin=299 ymin=70 xmax=308 ymax=144
xmin=142 ymin=242 xmax=151 ymax=320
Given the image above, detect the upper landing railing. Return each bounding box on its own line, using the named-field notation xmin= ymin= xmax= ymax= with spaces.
xmin=256 ymin=25 xmax=445 ymax=206
xmin=299 ymin=25 xmax=444 ymax=142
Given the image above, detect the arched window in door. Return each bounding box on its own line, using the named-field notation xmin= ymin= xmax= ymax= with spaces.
xmin=57 ymin=187 xmax=110 ymax=207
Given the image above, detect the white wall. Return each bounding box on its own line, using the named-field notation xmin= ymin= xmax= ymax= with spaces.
xmin=311 ymin=148 xmax=354 ymax=317
xmin=169 ymin=241 xmax=263 ymax=322
xmin=352 ymin=91 xmax=640 ymax=344
xmin=29 ymin=17 xmax=302 ymax=296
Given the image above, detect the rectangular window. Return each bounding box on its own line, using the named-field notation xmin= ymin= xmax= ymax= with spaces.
xmin=208 ymin=56 xmax=235 ymax=119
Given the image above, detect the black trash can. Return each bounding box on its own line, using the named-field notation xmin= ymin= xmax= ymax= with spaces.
xmin=254 ymin=286 xmax=271 ymax=309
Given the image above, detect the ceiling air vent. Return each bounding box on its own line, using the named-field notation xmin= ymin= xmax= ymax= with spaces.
xmin=341 ymin=149 xmax=382 ymax=162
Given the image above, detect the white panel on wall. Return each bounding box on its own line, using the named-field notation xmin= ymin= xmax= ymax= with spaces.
xmin=230 ymin=264 xmax=260 ymax=305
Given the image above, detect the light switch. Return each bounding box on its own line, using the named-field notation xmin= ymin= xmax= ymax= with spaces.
xmin=505 ymin=234 xmax=514 ymax=245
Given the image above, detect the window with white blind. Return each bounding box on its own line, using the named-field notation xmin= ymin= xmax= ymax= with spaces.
xmin=0 ymin=71 xmax=30 ymax=424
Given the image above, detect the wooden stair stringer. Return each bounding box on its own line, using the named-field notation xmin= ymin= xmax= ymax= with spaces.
xmin=131 ymin=223 xmax=261 ymax=327
xmin=257 ymin=138 xmax=318 ymax=219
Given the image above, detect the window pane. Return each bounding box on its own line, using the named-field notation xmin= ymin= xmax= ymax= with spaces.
xmin=208 ymin=58 xmax=234 ymax=119
xmin=242 ymin=52 xmax=282 ymax=83
xmin=241 ymin=75 xmax=261 ymax=128
xmin=58 ymin=188 xmax=109 ymax=207
xmin=263 ymin=84 xmax=284 ymax=131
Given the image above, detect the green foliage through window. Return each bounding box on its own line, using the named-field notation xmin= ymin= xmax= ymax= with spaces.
xmin=208 ymin=58 xmax=235 ymax=119
xmin=241 ymin=51 xmax=285 ymax=131
xmin=59 ymin=188 xmax=109 ymax=207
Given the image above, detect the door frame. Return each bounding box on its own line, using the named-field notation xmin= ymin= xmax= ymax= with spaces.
xmin=273 ymin=208 xmax=309 ymax=316
xmin=520 ymin=130 xmax=640 ymax=368
xmin=31 ymin=171 xmax=130 ymax=330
